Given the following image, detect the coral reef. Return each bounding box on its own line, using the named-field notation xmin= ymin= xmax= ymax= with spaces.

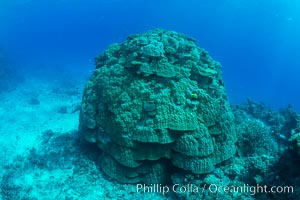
xmin=169 ymin=102 xmax=300 ymax=200
xmin=0 ymin=130 xmax=171 ymax=200
xmin=234 ymin=99 xmax=300 ymax=155
xmin=2 ymin=102 xmax=299 ymax=199
xmin=79 ymin=29 xmax=237 ymax=183
xmin=232 ymin=101 xmax=300 ymax=199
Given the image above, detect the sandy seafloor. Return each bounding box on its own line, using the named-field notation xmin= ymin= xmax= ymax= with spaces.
xmin=0 ymin=72 xmax=172 ymax=200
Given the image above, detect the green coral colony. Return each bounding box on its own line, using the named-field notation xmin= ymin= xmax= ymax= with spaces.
xmin=79 ymin=29 xmax=237 ymax=183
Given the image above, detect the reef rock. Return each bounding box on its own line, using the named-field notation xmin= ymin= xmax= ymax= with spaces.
xmin=79 ymin=29 xmax=237 ymax=183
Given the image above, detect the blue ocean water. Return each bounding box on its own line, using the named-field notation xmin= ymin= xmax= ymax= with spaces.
xmin=0 ymin=0 xmax=299 ymax=109
xmin=1 ymin=1 xmax=300 ymax=199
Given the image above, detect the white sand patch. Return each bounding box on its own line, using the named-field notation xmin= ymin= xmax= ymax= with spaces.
xmin=0 ymin=77 xmax=83 ymax=163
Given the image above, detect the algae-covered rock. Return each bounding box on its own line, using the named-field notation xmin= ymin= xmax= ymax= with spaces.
xmin=79 ymin=29 xmax=237 ymax=183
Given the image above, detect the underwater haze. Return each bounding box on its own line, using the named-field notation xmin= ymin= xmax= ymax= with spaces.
xmin=0 ymin=0 xmax=300 ymax=110
xmin=1 ymin=1 xmax=300 ymax=200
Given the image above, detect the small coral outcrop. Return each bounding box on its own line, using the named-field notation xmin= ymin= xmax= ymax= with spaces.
xmin=79 ymin=29 xmax=237 ymax=183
